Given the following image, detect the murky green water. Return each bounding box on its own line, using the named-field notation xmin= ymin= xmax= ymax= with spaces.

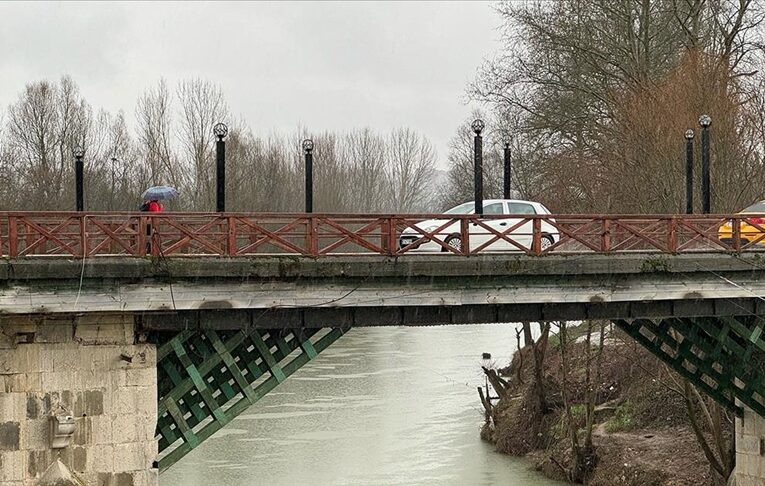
xmin=162 ymin=325 xmax=563 ymax=486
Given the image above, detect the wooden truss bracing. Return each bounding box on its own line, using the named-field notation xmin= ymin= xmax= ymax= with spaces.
xmin=613 ymin=316 xmax=765 ymax=417
xmin=155 ymin=326 xmax=346 ymax=470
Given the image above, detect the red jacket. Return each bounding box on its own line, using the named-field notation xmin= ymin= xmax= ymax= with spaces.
xmin=147 ymin=201 xmax=163 ymax=212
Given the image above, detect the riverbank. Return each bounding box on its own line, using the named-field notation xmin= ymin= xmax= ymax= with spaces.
xmin=480 ymin=324 xmax=730 ymax=486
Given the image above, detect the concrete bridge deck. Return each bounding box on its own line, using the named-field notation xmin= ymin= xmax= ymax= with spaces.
xmin=0 ymin=253 xmax=763 ymax=329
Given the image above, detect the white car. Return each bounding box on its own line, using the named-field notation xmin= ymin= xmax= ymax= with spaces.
xmin=398 ymin=199 xmax=559 ymax=253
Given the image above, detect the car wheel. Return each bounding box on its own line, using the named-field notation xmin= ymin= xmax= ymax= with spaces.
xmin=444 ymin=235 xmax=462 ymax=252
xmin=540 ymin=235 xmax=554 ymax=251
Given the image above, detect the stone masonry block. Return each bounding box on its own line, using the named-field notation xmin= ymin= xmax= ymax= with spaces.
xmin=113 ymin=442 xmax=146 ymax=472
xmin=41 ymin=371 xmax=78 ymax=393
xmin=75 ymin=315 xmax=133 ymax=346
xmin=111 ymin=417 xmax=139 ymax=444
xmin=78 ymin=346 xmax=116 ymax=373
xmin=85 ymin=444 xmax=114 ymax=473
xmin=34 ymin=321 xmax=73 ymax=343
xmin=0 ymin=393 xmax=25 ymax=423
xmin=738 ymin=450 xmax=765 ymax=478
xmin=90 ymin=415 xmax=113 ymax=445
xmin=132 ymin=468 xmax=159 ymax=486
xmin=735 ymin=477 xmax=765 ymax=486
xmin=122 ymin=368 xmax=155 ymax=388
xmin=20 ymin=419 xmax=47 ymax=451
xmin=114 ymin=345 xmax=154 ymax=371
xmin=0 ymin=422 xmax=20 ymax=451
xmin=113 ymin=387 xmax=155 ymax=418
xmin=97 ymin=471 xmax=137 ymax=486
xmin=743 ymin=411 xmax=765 ymax=438
xmin=0 ymin=450 xmax=24 ymax=481
xmin=50 ymin=347 xmax=80 ymax=373
xmin=0 ymin=346 xmax=40 ymax=375
xmin=740 ymin=434 xmax=765 ymax=456
xmin=73 ymin=390 xmax=104 ymax=417
xmin=2 ymin=373 xmax=42 ymax=393
xmin=73 ymin=417 xmax=92 ymax=447
xmin=78 ymin=370 xmax=112 ymax=391
xmin=75 ymin=324 xmax=131 ymax=346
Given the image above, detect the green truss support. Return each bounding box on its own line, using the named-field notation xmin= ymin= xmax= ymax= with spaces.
xmin=155 ymin=326 xmax=346 ymax=470
xmin=613 ymin=316 xmax=765 ymax=418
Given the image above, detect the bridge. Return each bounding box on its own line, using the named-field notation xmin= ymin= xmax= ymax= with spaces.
xmin=1 ymin=211 xmax=765 ymax=485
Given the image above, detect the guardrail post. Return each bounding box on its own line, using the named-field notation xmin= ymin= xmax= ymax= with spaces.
xmin=601 ymin=219 xmax=611 ymax=252
xmin=8 ymin=216 xmax=17 ymax=257
xmin=381 ymin=217 xmax=397 ymax=256
xmin=150 ymin=217 xmax=160 ymax=257
xmin=227 ymin=217 xmax=237 ymax=256
xmin=667 ymin=217 xmax=678 ymax=253
xmin=460 ymin=218 xmax=470 ymax=255
xmin=733 ymin=216 xmax=741 ymax=252
xmin=532 ymin=218 xmax=542 ymax=255
xmin=80 ymin=215 xmax=88 ymax=257
xmin=308 ymin=216 xmax=319 ymax=256
xmin=137 ymin=216 xmax=147 ymax=257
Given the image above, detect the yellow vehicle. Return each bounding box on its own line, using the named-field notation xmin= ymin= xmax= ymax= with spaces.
xmin=718 ymin=200 xmax=765 ymax=246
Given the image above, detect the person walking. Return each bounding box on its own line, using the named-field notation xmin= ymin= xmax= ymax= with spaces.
xmin=140 ymin=186 xmax=178 ymax=254
xmin=146 ymin=199 xmax=164 ymax=212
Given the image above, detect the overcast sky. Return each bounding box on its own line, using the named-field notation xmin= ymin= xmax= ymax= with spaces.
xmin=0 ymin=1 xmax=501 ymax=169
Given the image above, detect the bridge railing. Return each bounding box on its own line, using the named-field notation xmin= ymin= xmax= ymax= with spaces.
xmin=0 ymin=212 xmax=762 ymax=257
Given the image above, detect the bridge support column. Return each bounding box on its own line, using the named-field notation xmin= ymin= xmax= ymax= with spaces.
xmin=0 ymin=314 xmax=157 ymax=486
xmin=736 ymin=406 xmax=765 ymax=486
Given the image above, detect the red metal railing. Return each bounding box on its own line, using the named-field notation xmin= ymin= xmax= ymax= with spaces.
xmin=0 ymin=212 xmax=763 ymax=257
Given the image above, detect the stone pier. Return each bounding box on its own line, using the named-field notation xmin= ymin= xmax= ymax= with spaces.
xmin=0 ymin=314 xmax=157 ymax=486
xmin=737 ymin=407 xmax=765 ymax=486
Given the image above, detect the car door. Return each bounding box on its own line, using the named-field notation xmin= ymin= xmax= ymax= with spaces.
xmin=504 ymin=202 xmax=537 ymax=250
xmin=471 ymin=202 xmax=510 ymax=251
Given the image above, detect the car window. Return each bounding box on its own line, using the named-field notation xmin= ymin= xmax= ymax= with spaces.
xmin=444 ymin=202 xmax=475 ymax=215
xmin=743 ymin=202 xmax=765 ymax=213
xmin=484 ymin=203 xmax=504 ymax=215
xmin=507 ymin=202 xmax=536 ymax=214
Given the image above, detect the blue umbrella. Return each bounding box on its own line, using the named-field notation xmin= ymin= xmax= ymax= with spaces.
xmin=142 ymin=185 xmax=179 ymax=201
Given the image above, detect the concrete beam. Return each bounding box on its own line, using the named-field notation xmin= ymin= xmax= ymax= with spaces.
xmin=132 ymin=298 xmax=758 ymax=330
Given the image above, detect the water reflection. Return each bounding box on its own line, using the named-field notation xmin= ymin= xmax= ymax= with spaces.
xmin=162 ymin=325 xmax=563 ymax=486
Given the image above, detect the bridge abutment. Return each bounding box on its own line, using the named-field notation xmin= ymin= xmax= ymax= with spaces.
xmin=0 ymin=314 xmax=157 ymax=485
xmin=737 ymin=407 xmax=765 ymax=486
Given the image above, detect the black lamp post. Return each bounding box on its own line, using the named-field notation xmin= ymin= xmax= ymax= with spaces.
xmin=73 ymin=146 xmax=85 ymax=212
xmin=213 ymin=122 xmax=228 ymax=212
xmin=503 ymin=141 xmax=512 ymax=199
xmin=699 ymin=115 xmax=712 ymax=214
xmin=684 ymin=129 xmax=694 ymax=214
xmin=110 ymin=156 xmax=118 ymax=211
xmin=472 ymin=119 xmax=485 ymax=216
xmin=303 ymin=139 xmax=314 ymax=213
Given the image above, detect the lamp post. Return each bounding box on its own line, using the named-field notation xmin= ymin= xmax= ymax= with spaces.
xmin=503 ymin=141 xmax=512 ymax=199
xmin=73 ymin=147 xmax=85 ymax=212
xmin=302 ymin=139 xmax=314 ymax=213
xmin=684 ymin=129 xmax=694 ymax=214
xmin=213 ymin=123 xmax=228 ymax=212
xmin=699 ymin=115 xmax=711 ymax=214
xmin=110 ymin=156 xmax=117 ymax=211
xmin=472 ymin=119 xmax=485 ymax=216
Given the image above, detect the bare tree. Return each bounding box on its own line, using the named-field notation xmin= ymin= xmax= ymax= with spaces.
xmin=136 ymin=80 xmax=178 ymax=190
xmin=384 ymin=127 xmax=436 ymax=212
xmin=176 ymin=79 xmax=229 ymax=210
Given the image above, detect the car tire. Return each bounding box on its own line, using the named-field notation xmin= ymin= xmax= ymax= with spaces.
xmin=444 ymin=235 xmax=462 ymax=252
xmin=540 ymin=235 xmax=554 ymax=251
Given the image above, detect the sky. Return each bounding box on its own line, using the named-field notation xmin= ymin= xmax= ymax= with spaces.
xmin=0 ymin=1 xmax=502 ymax=169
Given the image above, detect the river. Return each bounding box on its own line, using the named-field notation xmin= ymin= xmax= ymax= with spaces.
xmin=162 ymin=324 xmax=563 ymax=486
